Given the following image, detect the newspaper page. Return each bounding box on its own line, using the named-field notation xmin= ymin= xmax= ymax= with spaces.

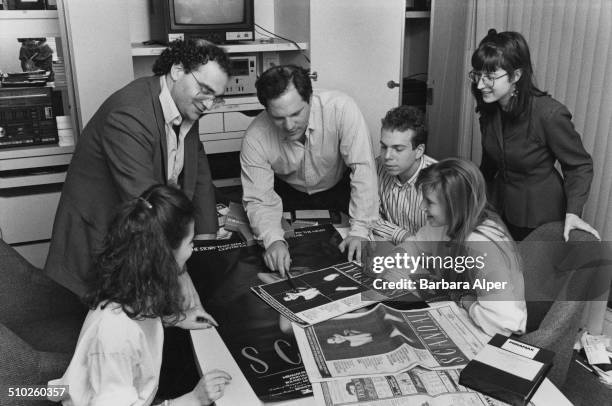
xmin=252 ymin=262 xmax=404 ymax=325
xmin=312 ymin=367 xmax=506 ymax=406
xmin=294 ymin=302 xmax=489 ymax=381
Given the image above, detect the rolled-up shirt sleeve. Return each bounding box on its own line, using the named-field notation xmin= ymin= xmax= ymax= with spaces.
xmin=373 ymin=218 xmax=410 ymax=244
xmin=337 ymin=97 xmax=379 ymax=238
xmin=240 ymin=135 xmax=285 ymax=248
xmin=468 ymin=300 xmax=526 ymax=337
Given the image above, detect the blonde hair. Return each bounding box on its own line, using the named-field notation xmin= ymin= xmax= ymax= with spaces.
xmin=416 ymin=158 xmax=499 ymax=244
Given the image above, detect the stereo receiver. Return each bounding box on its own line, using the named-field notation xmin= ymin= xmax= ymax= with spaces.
xmin=225 ymin=55 xmax=257 ymax=96
xmin=0 ymin=86 xmax=58 ymax=148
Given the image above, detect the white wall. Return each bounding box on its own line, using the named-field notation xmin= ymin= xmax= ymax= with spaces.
xmin=0 ymin=38 xmax=23 ymax=72
xmin=62 ymin=0 xmax=133 ymax=129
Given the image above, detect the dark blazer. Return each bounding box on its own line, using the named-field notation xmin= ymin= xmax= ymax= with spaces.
xmin=44 ymin=76 xmax=217 ymax=296
xmin=480 ymin=95 xmax=593 ymax=229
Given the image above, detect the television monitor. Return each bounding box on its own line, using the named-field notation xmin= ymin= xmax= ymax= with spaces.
xmin=150 ymin=0 xmax=255 ymax=45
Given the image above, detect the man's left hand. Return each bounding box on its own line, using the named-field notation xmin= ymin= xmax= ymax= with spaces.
xmin=339 ymin=235 xmax=368 ymax=263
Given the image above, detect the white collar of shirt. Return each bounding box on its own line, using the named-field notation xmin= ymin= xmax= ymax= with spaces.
xmin=306 ymin=93 xmax=321 ymax=135
xmin=159 ymin=75 xmax=194 ymax=185
xmin=395 ymin=156 xmax=425 ymax=187
xmin=159 ymin=75 xmax=183 ymax=128
xmin=281 ymin=93 xmax=320 ymax=145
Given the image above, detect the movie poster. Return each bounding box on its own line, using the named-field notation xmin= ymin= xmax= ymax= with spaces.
xmin=187 ymin=224 xmax=346 ymax=402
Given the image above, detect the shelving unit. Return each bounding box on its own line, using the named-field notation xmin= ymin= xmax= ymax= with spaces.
xmin=402 ymin=8 xmax=430 ymax=112
xmin=0 ymin=145 xmax=73 ymax=172
xmin=131 ymin=39 xmax=308 ymax=56
xmin=0 ymin=144 xmax=74 ymax=161
xmin=0 ymin=143 xmax=73 ymax=266
xmin=0 ymin=8 xmax=77 ymax=268
xmin=0 ymin=10 xmax=60 ymax=37
xmin=405 ymin=10 xmax=430 ymax=19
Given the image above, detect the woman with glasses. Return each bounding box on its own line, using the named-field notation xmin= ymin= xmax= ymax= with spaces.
xmin=469 ymin=29 xmax=598 ymax=241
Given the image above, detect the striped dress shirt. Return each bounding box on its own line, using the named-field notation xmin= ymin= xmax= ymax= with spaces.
xmin=373 ymin=154 xmax=436 ymax=243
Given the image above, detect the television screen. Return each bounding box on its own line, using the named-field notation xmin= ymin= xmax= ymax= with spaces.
xmin=174 ymin=0 xmax=245 ymax=25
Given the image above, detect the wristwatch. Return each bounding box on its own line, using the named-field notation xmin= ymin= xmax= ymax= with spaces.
xmin=459 ymin=293 xmax=475 ymax=311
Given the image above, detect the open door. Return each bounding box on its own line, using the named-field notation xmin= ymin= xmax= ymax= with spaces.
xmin=427 ymin=0 xmax=472 ymax=159
xmin=309 ymin=0 xmax=405 ymax=154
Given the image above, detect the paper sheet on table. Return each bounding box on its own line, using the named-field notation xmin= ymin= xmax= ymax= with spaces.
xmin=530 ymin=378 xmax=573 ymax=406
xmin=473 ymin=344 xmax=543 ymax=381
xmin=293 ymin=302 xmax=488 ymax=382
xmin=295 ymin=209 xmax=331 ymax=219
xmin=581 ymin=331 xmax=611 ymax=365
xmin=191 ymin=328 xmax=262 ymax=406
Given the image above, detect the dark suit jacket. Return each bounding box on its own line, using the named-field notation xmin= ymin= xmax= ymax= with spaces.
xmin=44 ymin=76 xmax=217 ymax=296
xmin=480 ymin=95 xmax=593 ymax=229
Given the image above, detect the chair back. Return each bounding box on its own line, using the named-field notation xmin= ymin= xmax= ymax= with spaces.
xmin=518 ymin=221 xmax=602 ymax=387
xmin=0 ymin=239 xmax=85 ymax=405
xmin=0 ymin=239 xmax=82 ymax=326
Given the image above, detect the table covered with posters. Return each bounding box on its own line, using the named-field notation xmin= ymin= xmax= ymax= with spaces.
xmin=187 ymin=224 xmax=571 ymax=406
xmin=187 ymin=224 xmax=346 ymax=405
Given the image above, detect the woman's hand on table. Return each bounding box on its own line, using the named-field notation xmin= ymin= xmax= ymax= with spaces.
xmin=162 ymin=272 xmax=218 ymax=329
xmin=177 ymin=306 xmax=219 ymax=330
xmin=163 ymin=305 xmax=218 ymax=330
xmin=194 ymin=369 xmax=232 ymax=405
xmin=172 ymin=369 xmax=232 ymax=405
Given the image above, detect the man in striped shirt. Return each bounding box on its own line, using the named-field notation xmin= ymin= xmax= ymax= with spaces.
xmin=373 ymin=106 xmax=436 ymax=244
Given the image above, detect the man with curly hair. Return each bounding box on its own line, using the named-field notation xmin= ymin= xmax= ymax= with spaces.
xmin=45 ymin=39 xmax=230 ymax=298
xmin=44 ymin=39 xmax=230 ymax=399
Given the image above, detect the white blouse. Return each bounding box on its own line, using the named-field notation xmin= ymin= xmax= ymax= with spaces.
xmin=49 ymin=303 xmax=164 ymax=406
xmin=396 ymin=220 xmax=527 ymax=336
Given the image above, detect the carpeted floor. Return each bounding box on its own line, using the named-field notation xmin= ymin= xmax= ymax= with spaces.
xmin=561 ymin=351 xmax=612 ymax=406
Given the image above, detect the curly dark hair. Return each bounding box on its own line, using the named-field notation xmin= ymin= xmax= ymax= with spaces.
xmin=85 ymin=185 xmax=195 ymax=324
xmin=152 ymin=38 xmax=230 ymax=76
xmin=256 ymin=64 xmax=312 ymax=107
xmin=380 ymin=105 xmax=427 ymax=149
xmin=471 ymin=29 xmax=547 ymax=120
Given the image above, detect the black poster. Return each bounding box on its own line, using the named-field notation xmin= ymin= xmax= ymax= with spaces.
xmin=187 ymin=224 xmax=346 ymax=402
